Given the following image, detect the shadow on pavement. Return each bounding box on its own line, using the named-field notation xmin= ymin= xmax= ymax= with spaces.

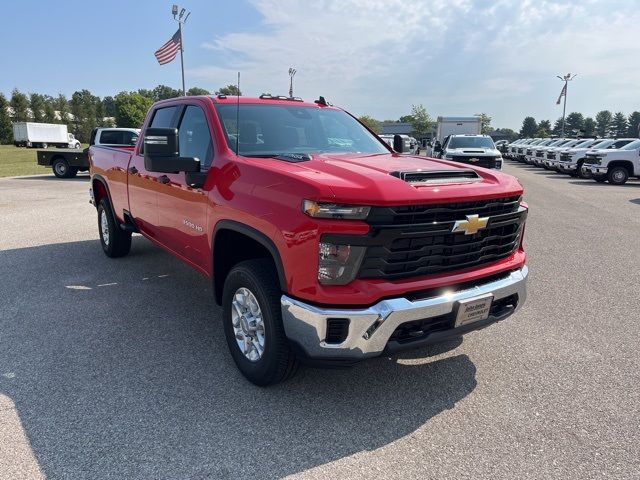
xmin=12 ymin=175 xmax=90 ymax=181
xmin=0 ymin=238 xmax=476 ymax=479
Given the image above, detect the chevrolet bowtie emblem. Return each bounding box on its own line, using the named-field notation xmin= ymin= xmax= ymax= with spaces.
xmin=469 ymin=158 xmax=480 ymax=163
xmin=452 ymin=214 xmax=489 ymax=235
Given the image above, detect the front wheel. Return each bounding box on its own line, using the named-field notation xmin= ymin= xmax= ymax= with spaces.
xmin=607 ymin=166 xmax=629 ymax=185
xmin=98 ymin=198 xmax=131 ymax=257
xmin=222 ymin=259 xmax=298 ymax=386
xmin=593 ymin=175 xmax=607 ymax=183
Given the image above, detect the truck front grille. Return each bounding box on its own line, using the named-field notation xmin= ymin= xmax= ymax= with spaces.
xmin=546 ymin=152 xmax=556 ymax=159
xmin=323 ymin=197 xmax=526 ymax=281
xmin=560 ymin=153 xmax=571 ymax=162
xmin=535 ymin=151 xmax=544 ymax=158
xmin=448 ymin=156 xmax=498 ymax=169
xmin=586 ymin=155 xmax=601 ymax=165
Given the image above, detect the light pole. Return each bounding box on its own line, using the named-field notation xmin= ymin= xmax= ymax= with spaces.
xmin=557 ymin=73 xmax=577 ymax=137
xmin=288 ymin=68 xmax=296 ymax=98
xmin=173 ymin=5 xmax=191 ymax=96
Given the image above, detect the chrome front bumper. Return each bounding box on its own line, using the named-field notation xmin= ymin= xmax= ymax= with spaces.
xmin=584 ymin=165 xmax=606 ymax=175
xmin=281 ymin=266 xmax=528 ymax=360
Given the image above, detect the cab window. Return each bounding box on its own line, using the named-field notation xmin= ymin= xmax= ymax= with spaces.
xmin=178 ymin=106 xmax=213 ymax=168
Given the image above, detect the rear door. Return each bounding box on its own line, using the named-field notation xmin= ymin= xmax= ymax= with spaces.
xmin=155 ymin=103 xmax=212 ymax=269
xmin=128 ymin=105 xmax=181 ymax=237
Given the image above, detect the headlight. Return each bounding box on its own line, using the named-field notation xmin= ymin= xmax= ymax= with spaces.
xmin=317 ymin=242 xmax=366 ymax=285
xmin=302 ymin=200 xmax=370 ymax=220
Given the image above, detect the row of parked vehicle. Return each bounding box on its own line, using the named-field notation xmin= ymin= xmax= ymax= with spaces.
xmin=502 ymin=136 xmax=640 ymax=185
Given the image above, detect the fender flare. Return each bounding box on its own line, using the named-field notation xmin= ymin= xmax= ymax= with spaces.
xmin=212 ymin=220 xmax=287 ymax=294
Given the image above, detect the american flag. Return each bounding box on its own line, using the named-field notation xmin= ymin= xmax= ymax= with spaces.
xmin=556 ymin=83 xmax=567 ymax=105
xmin=155 ymin=30 xmax=181 ymax=65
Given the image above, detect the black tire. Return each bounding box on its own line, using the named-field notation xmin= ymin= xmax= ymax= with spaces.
xmin=222 ymin=259 xmax=298 ymax=386
xmin=97 ymin=198 xmax=131 ymax=257
xmin=68 ymin=167 xmax=79 ymax=178
xmin=52 ymin=158 xmax=72 ymax=178
xmin=607 ymin=166 xmax=629 ymax=185
xmin=593 ymin=175 xmax=607 ymax=183
xmin=577 ymin=161 xmax=592 ymax=179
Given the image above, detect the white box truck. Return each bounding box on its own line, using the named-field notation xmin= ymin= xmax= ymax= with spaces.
xmin=12 ymin=122 xmax=80 ymax=149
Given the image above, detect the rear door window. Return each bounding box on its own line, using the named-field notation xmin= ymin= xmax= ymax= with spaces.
xmin=99 ymin=131 xmax=122 ymax=144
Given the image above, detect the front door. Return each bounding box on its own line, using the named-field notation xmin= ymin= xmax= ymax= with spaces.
xmin=128 ymin=105 xmax=181 ymax=238
xmin=155 ymin=104 xmax=212 ymax=269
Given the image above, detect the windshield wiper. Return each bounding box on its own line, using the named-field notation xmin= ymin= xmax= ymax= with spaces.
xmin=243 ymin=152 xmax=312 ymax=162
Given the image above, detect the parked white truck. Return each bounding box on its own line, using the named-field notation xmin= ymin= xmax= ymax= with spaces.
xmin=426 ymin=116 xmax=482 ymax=156
xmin=583 ymin=139 xmax=640 ymax=185
xmin=12 ymin=122 xmax=81 ymax=149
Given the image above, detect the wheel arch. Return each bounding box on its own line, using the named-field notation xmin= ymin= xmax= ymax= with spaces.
xmin=91 ymin=175 xmax=115 ymax=215
xmin=607 ymin=160 xmax=634 ymax=174
xmin=212 ymin=220 xmax=287 ymax=305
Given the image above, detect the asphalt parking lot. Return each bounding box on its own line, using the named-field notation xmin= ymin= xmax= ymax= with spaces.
xmin=1 ymin=164 xmax=639 ymax=479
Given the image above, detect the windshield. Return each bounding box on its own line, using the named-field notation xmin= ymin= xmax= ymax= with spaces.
xmin=448 ymin=137 xmax=495 ymax=149
xmin=589 ymin=140 xmax=611 ymax=149
xmin=572 ymin=139 xmax=595 ymax=148
xmin=620 ymin=139 xmax=640 ymax=150
xmin=214 ymin=104 xmax=388 ymax=156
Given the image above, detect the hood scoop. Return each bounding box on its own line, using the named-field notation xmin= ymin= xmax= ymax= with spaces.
xmin=462 ymin=150 xmax=485 ymax=153
xmin=390 ymin=169 xmax=481 ymax=185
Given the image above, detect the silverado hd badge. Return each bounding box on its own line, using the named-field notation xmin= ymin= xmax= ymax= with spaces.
xmin=452 ymin=214 xmax=489 ymax=235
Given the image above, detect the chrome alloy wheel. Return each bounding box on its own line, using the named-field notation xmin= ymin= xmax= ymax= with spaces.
xmin=231 ymin=287 xmax=265 ymax=362
xmin=612 ymin=170 xmax=626 ymax=182
xmin=54 ymin=161 xmax=67 ymax=176
xmin=100 ymin=209 xmax=110 ymax=246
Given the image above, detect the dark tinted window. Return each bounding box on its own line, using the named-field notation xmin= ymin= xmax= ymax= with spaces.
xmin=150 ymin=106 xmax=179 ymax=128
xmin=99 ymin=131 xmax=122 ymax=144
xmin=178 ymin=106 xmax=213 ymax=168
xmin=122 ymin=131 xmax=139 ymax=145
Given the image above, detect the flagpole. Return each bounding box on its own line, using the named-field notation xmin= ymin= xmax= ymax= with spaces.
xmin=173 ymin=5 xmax=190 ymax=96
xmin=179 ymin=21 xmax=186 ymax=96
xmin=557 ymin=73 xmax=577 ymax=137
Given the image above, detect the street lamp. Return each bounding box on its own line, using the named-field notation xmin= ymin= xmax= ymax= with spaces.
xmin=288 ymin=68 xmax=296 ymax=98
xmin=557 ymin=73 xmax=577 ymax=137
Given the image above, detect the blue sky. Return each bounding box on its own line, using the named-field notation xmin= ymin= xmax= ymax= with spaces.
xmin=1 ymin=0 xmax=639 ymax=129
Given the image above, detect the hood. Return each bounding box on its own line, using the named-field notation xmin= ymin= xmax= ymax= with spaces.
xmin=254 ymin=152 xmax=522 ymax=205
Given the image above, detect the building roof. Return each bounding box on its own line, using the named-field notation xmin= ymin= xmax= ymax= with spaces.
xmin=381 ymin=122 xmax=413 ymax=135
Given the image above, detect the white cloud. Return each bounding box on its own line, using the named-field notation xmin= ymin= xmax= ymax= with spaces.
xmin=189 ymin=0 xmax=640 ymax=128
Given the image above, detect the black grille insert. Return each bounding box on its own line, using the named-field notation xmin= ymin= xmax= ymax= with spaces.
xmin=325 ymin=318 xmax=350 ymax=344
xmin=448 ymin=156 xmax=498 ymax=169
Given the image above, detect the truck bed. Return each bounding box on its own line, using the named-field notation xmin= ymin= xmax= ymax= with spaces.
xmin=37 ymin=148 xmax=89 ymax=168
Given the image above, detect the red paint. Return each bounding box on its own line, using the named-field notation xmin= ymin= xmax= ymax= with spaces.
xmin=90 ymin=96 xmax=527 ymax=306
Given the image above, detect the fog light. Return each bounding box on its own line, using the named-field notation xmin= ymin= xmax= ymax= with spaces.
xmin=318 ymin=241 xmax=365 ymax=285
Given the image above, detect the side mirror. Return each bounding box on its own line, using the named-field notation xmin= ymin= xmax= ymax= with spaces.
xmin=144 ymin=127 xmax=200 ymax=174
xmin=393 ymin=134 xmax=404 ymax=153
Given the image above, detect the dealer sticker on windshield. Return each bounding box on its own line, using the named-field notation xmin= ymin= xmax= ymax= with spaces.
xmin=455 ymin=294 xmax=494 ymax=327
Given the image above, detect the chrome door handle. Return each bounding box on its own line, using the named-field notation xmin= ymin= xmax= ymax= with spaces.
xmin=158 ymin=175 xmax=170 ymax=184
xmin=128 ymin=166 xmax=138 ymax=174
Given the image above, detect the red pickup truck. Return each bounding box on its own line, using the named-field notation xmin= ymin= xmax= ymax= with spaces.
xmin=89 ymin=95 xmax=528 ymax=386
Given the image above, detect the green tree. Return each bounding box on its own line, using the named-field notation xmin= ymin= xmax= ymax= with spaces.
xmin=102 ymin=96 xmax=116 ymax=117
xmin=70 ymin=90 xmax=99 ymax=142
xmin=216 ymin=85 xmax=241 ymax=96
xmin=0 ymin=93 xmax=12 ymax=144
xmin=537 ymin=119 xmax=551 ymax=137
xmin=29 ymin=93 xmax=46 ymax=122
xmin=552 ymin=117 xmax=564 ymax=136
xmin=55 ymin=94 xmax=70 ymax=124
xmin=476 ymin=113 xmax=492 ymax=134
xmin=407 ymin=104 xmax=432 ymax=139
xmin=10 ymin=89 xmax=30 ymax=122
xmin=565 ymin=112 xmax=584 ymax=134
xmin=115 ymin=91 xmax=153 ymax=128
xmin=187 ymin=87 xmax=210 ymax=96
xmin=43 ymin=95 xmax=56 ymax=123
xmin=611 ymin=111 xmax=627 ymax=137
xmin=492 ymin=128 xmax=518 ymax=142
xmin=583 ymin=117 xmax=596 ymax=137
xmin=358 ymin=115 xmax=381 ymax=134
xmin=520 ymin=117 xmax=537 ymax=137
xmin=595 ymin=110 xmax=612 ymax=137
xmin=153 ymin=84 xmax=182 ymax=101
xmin=137 ymin=89 xmax=155 ymax=100
xmin=627 ymin=111 xmax=640 ymax=137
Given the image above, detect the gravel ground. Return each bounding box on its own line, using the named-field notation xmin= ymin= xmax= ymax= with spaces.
xmin=0 ymin=165 xmax=639 ymax=479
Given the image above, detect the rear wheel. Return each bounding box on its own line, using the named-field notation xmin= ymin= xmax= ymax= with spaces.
xmin=97 ymin=198 xmax=131 ymax=257
xmin=52 ymin=158 xmax=71 ymax=178
xmin=607 ymin=166 xmax=629 ymax=185
xmin=222 ymin=259 xmax=298 ymax=386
